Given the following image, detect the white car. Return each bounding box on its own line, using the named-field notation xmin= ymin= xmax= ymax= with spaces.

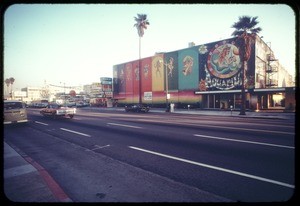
xmin=4 ymin=100 xmax=28 ymax=124
xmin=40 ymin=103 xmax=76 ymax=119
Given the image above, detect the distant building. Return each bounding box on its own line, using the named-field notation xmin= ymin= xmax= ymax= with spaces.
xmin=21 ymin=87 xmax=42 ymax=102
xmin=113 ymin=35 xmax=295 ymax=111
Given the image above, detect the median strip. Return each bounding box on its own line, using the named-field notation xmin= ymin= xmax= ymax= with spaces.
xmin=194 ymin=134 xmax=294 ymax=149
xmin=128 ymin=146 xmax=294 ymax=189
xmin=60 ymin=128 xmax=91 ymax=137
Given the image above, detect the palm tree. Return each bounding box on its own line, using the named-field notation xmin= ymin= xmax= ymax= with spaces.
xmin=134 ymin=14 xmax=149 ymax=104
xmin=5 ymin=78 xmax=10 ymax=98
xmin=9 ymin=77 xmax=15 ymax=98
xmin=231 ymin=16 xmax=261 ymax=115
xmin=4 ymin=77 xmax=15 ymax=99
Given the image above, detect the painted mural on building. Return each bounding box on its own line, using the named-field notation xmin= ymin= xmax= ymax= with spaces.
xmin=113 ymin=37 xmax=258 ymax=106
xmin=198 ymin=38 xmax=255 ymax=91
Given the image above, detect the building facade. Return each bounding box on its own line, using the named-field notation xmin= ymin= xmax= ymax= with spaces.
xmin=115 ymin=36 xmax=294 ymax=110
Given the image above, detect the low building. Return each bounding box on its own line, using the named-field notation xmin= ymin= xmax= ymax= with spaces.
xmin=113 ymin=35 xmax=295 ymax=111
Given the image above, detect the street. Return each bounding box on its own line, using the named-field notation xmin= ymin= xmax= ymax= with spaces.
xmin=4 ymin=108 xmax=295 ymax=202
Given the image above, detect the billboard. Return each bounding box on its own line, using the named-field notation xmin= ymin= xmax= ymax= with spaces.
xmin=100 ymin=77 xmax=112 ymax=85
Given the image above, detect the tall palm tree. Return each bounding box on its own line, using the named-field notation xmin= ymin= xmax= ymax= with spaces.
xmin=134 ymin=14 xmax=149 ymax=104
xmin=9 ymin=77 xmax=15 ymax=98
xmin=231 ymin=16 xmax=261 ymax=115
xmin=5 ymin=78 xmax=11 ymax=98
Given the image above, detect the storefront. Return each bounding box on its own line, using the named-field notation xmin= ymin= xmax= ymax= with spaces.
xmin=195 ymin=87 xmax=295 ymax=111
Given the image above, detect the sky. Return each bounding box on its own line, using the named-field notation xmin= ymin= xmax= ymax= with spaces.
xmin=3 ymin=3 xmax=297 ymax=90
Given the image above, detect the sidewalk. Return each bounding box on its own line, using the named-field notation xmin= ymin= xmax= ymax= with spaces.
xmin=3 ymin=141 xmax=72 ymax=203
xmin=82 ymin=106 xmax=296 ymax=120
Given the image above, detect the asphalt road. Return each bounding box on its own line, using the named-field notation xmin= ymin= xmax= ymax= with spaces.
xmin=4 ymin=108 xmax=295 ymax=202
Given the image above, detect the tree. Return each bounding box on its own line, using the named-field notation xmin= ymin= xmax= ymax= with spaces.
xmin=231 ymin=16 xmax=262 ymax=115
xmin=134 ymin=14 xmax=150 ymax=38
xmin=134 ymin=14 xmax=149 ymax=104
xmin=5 ymin=78 xmax=10 ymax=98
xmin=4 ymin=77 xmax=15 ymax=99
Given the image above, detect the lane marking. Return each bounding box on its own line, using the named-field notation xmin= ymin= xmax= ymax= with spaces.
xmin=137 ymin=119 xmax=294 ymax=135
xmin=128 ymin=146 xmax=294 ymax=189
xmin=91 ymin=144 xmax=110 ymax=150
xmin=60 ymin=128 xmax=91 ymax=137
xmin=107 ymin=123 xmax=142 ymax=129
xmin=35 ymin=121 xmax=49 ymax=126
xmin=194 ymin=134 xmax=294 ymax=149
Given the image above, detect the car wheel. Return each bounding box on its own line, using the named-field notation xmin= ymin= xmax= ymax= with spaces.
xmin=69 ymin=114 xmax=74 ymax=119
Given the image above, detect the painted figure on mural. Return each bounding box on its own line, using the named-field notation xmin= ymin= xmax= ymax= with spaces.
xmin=126 ymin=64 xmax=132 ymax=81
xmin=120 ymin=68 xmax=125 ymax=85
xmin=144 ymin=64 xmax=149 ymax=79
xmin=154 ymin=58 xmax=163 ymax=78
xmin=165 ymin=57 xmax=174 ymax=77
xmin=209 ymin=43 xmax=240 ymax=78
xmin=182 ymin=56 xmax=193 ymax=76
xmin=134 ymin=65 xmax=139 ymax=81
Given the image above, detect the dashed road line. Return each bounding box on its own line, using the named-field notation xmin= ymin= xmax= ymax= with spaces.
xmin=194 ymin=134 xmax=294 ymax=149
xmin=60 ymin=128 xmax=91 ymax=137
xmin=34 ymin=121 xmax=49 ymax=126
xmin=107 ymin=123 xmax=142 ymax=129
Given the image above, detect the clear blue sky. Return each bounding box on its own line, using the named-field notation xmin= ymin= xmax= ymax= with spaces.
xmin=4 ymin=3 xmax=296 ymax=90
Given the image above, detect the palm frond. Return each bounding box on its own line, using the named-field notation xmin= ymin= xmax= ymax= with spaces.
xmin=134 ymin=13 xmax=150 ymax=37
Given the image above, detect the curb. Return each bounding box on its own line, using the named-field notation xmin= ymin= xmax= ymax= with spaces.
xmin=23 ymin=156 xmax=73 ymax=202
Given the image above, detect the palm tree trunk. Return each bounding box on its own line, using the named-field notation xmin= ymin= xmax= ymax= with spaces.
xmin=239 ymin=60 xmax=247 ymax=115
xmin=138 ymin=36 xmax=142 ymax=104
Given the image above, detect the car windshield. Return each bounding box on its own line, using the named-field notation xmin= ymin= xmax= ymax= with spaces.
xmin=4 ymin=102 xmax=24 ymax=110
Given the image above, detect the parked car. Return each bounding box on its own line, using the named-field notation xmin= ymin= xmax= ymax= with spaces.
xmin=4 ymin=100 xmax=28 ymax=124
xmin=40 ymin=103 xmax=76 ymax=119
xmin=125 ymin=104 xmax=150 ymax=113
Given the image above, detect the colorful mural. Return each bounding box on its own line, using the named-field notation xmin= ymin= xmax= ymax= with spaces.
xmin=113 ymin=37 xmax=256 ymax=106
xmin=125 ymin=62 xmax=133 ymax=102
xmin=151 ymin=55 xmax=164 ymax=91
xmin=198 ymin=38 xmax=255 ymax=91
xmin=141 ymin=57 xmax=152 ymax=93
xmin=164 ymin=51 xmax=178 ymax=90
xmin=178 ymin=48 xmax=199 ymax=90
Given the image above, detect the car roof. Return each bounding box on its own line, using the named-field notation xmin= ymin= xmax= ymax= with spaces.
xmin=4 ymin=100 xmax=23 ymax=103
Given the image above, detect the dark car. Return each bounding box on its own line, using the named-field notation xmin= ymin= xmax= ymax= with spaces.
xmin=125 ymin=104 xmax=150 ymax=113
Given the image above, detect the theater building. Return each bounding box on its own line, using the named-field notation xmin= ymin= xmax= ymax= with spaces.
xmin=113 ymin=35 xmax=295 ymax=111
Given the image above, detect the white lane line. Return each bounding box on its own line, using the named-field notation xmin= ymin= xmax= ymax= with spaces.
xmin=107 ymin=123 xmax=142 ymax=129
xmin=60 ymin=128 xmax=91 ymax=137
xmin=194 ymin=134 xmax=294 ymax=149
xmin=136 ymin=119 xmax=294 ymax=135
xmin=91 ymin=144 xmax=110 ymax=150
xmin=35 ymin=121 xmax=49 ymax=126
xmin=128 ymin=146 xmax=294 ymax=189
